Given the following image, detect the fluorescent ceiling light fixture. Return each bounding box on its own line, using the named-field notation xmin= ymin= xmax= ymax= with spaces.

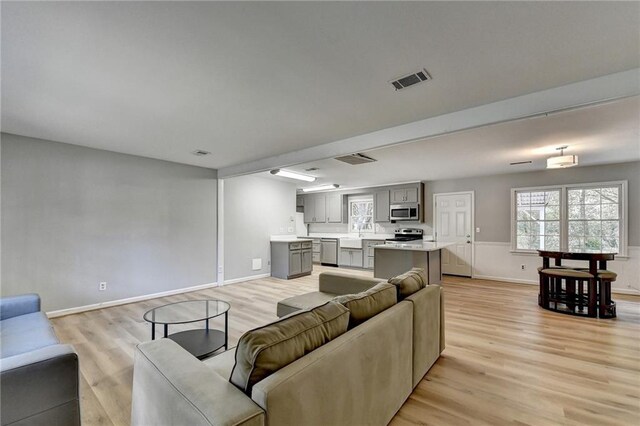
xmin=546 ymin=146 xmax=579 ymax=169
xmin=302 ymin=184 xmax=340 ymax=192
xmin=270 ymin=169 xmax=316 ymax=182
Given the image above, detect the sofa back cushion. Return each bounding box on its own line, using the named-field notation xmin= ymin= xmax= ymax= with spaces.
xmin=388 ymin=268 xmax=427 ymax=300
xmin=332 ymin=282 xmax=397 ymax=329
xmin=230 ymin=301 xmax=349 ymax=395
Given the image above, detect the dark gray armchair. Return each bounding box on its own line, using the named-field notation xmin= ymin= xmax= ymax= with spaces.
xmin=0 ymin=294 xmax=80 ymax=425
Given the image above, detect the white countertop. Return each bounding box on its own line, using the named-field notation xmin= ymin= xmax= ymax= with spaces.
xmin=374 ymin=242 xmax=453 ymax=252
xmin=270 ymin=235 xmax=313 ymax=242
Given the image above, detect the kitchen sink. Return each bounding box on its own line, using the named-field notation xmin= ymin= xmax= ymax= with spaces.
xmin=340 ymin=238 xmax=363 ymax=249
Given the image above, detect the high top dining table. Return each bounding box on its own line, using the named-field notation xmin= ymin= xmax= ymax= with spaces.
xmin=538 ymin=250 xmax=616 ymax=318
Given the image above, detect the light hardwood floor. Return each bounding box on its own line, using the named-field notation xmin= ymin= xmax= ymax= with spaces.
xmin=51 ymin=267 xmax=640 ymax=426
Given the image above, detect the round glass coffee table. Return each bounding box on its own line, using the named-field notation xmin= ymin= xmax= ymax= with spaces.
xmin=143 ymin=300 xmax=230 ymax=360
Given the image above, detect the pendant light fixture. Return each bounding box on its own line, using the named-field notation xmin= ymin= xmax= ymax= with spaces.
xmin=547 ymin=146 xmax=578 ymax=169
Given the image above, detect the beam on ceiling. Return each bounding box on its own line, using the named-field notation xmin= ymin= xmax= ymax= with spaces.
xmin=218 ymin=68 xmax=640 ymax=178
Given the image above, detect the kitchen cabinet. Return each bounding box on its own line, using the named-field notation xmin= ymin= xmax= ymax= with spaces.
xmin=271 ymin=240 xmax=313 ymax=279
xmin=326 ymin=193 xmax=343 ymax=223
xmin=364 ymin=240 xmax=385 ymax=269
xmin=311 ymin=238 xmax=321 ymax=263
xmin=339 ymin=248 xmax=363 ymax=268
xmin=296 ymin=195 xmax=305 ymax=207
xmin=301 ymin=250 xmax=312 ymax=273
xmin=374 ymin=190 xmax=390 ymax=222
xmin=289 ymin=250 xmax=302 ymax=275
xmin=303 ymin=194 xmax=326 ymax=223
xmin=391 ymin=187 xmax=419 ymax=203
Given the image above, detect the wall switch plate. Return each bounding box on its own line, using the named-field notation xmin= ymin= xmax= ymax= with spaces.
xmin=218 ymin=266 xmax=223 ymax=273
xmin=476 ymin=227 xmax=480 ymax=233
xmin=99 ymin=282 xmax=107 ymax=291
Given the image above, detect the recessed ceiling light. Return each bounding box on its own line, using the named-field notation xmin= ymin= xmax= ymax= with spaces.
xmin=302 ymin=184 xmax=339 ymax=192
xmin=270 ymin=169 xmax=316 ymax=182
xmin=192 ymin=149 xmax=211 ymax=156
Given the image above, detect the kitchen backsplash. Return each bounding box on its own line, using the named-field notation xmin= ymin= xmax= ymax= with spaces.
xmin=308 ymin=221 xmax=434 ymax=237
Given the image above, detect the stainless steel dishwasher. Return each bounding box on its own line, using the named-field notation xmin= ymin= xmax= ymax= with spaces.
xmin=320 ymin=238 xmax=338 ymax=266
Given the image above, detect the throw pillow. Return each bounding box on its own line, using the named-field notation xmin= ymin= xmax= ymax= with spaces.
xmin=388 ymin=268 xmax=426 ymax=300
xmin=230 ymin=301 xmax=349 ymax=395
xmin=332 ymin=282 xmax=397 ymax=329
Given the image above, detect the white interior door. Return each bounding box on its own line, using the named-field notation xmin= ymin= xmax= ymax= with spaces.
xmin=435 ymin=192 xmax=473 ymax=277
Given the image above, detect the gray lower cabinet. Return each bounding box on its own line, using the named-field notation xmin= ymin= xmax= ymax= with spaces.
xmin=289 ymin=250 xmax=302 ymax=275
xmin=339 ymin=249 xmax=363 ymax=268
xmin=301 ymin=250 xmax=312 ymax=273
xmin=364 ymin=240 xmax=385 ymax=269
xmin=311 ymin=238 xmax=321 ymax=263
xmin=271 ymin=241 xmax=313 ymax=279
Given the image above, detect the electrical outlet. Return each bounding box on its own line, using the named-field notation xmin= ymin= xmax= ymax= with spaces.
xmin=99 ymin=282 xmax=107 ymax=291
xmin=218 ymin=266 xmax=223 ymax=273
xmin=520 ymin=264 xmax=526 ymax=270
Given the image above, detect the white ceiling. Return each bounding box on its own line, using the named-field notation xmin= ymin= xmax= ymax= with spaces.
xmin=264 ymin=96 xmax=640 ymax=189
xmin=2 ymin=1 xmax=639 ymax=169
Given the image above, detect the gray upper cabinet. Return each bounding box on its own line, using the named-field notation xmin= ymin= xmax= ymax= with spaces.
xmin=296 ymin=195 xmax=304 ymax=207
xmin=303 ymin=194 xmax=327 ymax=223
xmin=374 ymin=190 xmax=390 ymax=222
xmin=391 ymin=187 xmax=419 ymax=203
xmin=326 ymin=193 xmax=343 ymax=223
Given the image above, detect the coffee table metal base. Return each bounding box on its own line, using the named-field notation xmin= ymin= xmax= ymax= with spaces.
xmin=168 ymin=329 xmax=227 ymax=360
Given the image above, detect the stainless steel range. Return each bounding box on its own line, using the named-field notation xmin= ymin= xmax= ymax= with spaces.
xmin=385 ymin=228 xmax=424 ymax=243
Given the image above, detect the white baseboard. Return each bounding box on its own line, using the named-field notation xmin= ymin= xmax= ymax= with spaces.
xmin=223 ymin=273 xmax=270 ymax=286
xmin=46 ymin=281 xmax=218 ymax=318
xmin=473 ymin=274 xmax=537 ymax=286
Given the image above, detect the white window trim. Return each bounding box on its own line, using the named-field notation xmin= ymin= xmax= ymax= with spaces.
xmin=348 ymin=195 xmax=374 ymax=234
xmin=510 ymin=180 xmax=628 ymax=257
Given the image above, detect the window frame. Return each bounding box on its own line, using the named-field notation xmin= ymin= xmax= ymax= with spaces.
xmin=348 ymin=195 xmax=374 ymax=234
xmin=510 ymin=180 xmax=628 ymax=256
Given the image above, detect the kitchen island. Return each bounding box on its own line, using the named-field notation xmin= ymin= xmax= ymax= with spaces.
xmin=270 ymin=237 xmax=314 ymax=279
xmin=373 ymin=242 xmax=452 ymax=283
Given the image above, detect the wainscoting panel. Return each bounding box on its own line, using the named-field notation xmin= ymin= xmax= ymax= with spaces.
xmin=473 ymin=242 xmax=640 ymax=295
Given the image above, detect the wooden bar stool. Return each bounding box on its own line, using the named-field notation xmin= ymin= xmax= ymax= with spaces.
xmin=577 ymin=269 xmax=617 ymax=318
xmin=538 ymin=268 xmax=594 ymax=317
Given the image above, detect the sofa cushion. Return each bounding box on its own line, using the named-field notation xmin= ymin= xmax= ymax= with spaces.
xmin=276 ymin=291 xmax=337 ymax=318
xmin=388 ymin=268 xmax=427 ymax=300
xmin=0 ymin=312 xmax=59 ymax=358
xmin=203 ymin=348 xmax=236 ymax=380
xmin=230 ymin=301 xmax=349 ymax=395
xmin=332 ymin=282 xmax=397 ymax=329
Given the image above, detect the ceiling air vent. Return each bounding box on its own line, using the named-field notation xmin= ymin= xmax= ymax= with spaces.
xmin=334 ymin=153 xmax=377 ymax=165
xmin=390 ymin=68 xmax=432 ymax=91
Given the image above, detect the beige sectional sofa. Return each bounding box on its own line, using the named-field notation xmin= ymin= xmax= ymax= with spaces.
xmin=131 ymin=271 xmax=444 ymax=426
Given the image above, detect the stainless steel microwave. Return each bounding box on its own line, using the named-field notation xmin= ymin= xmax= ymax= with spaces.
xmin=390 ymin=203 xmax=420 ymax=221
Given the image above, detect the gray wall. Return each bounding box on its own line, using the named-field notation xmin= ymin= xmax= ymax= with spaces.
xmin=223 ymin=174 xmax=297 ymax=281
xmin=425 ymin=161 xmax=640 ymax=245
xmin=1 ymin=133 xmax=218 ymax=312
